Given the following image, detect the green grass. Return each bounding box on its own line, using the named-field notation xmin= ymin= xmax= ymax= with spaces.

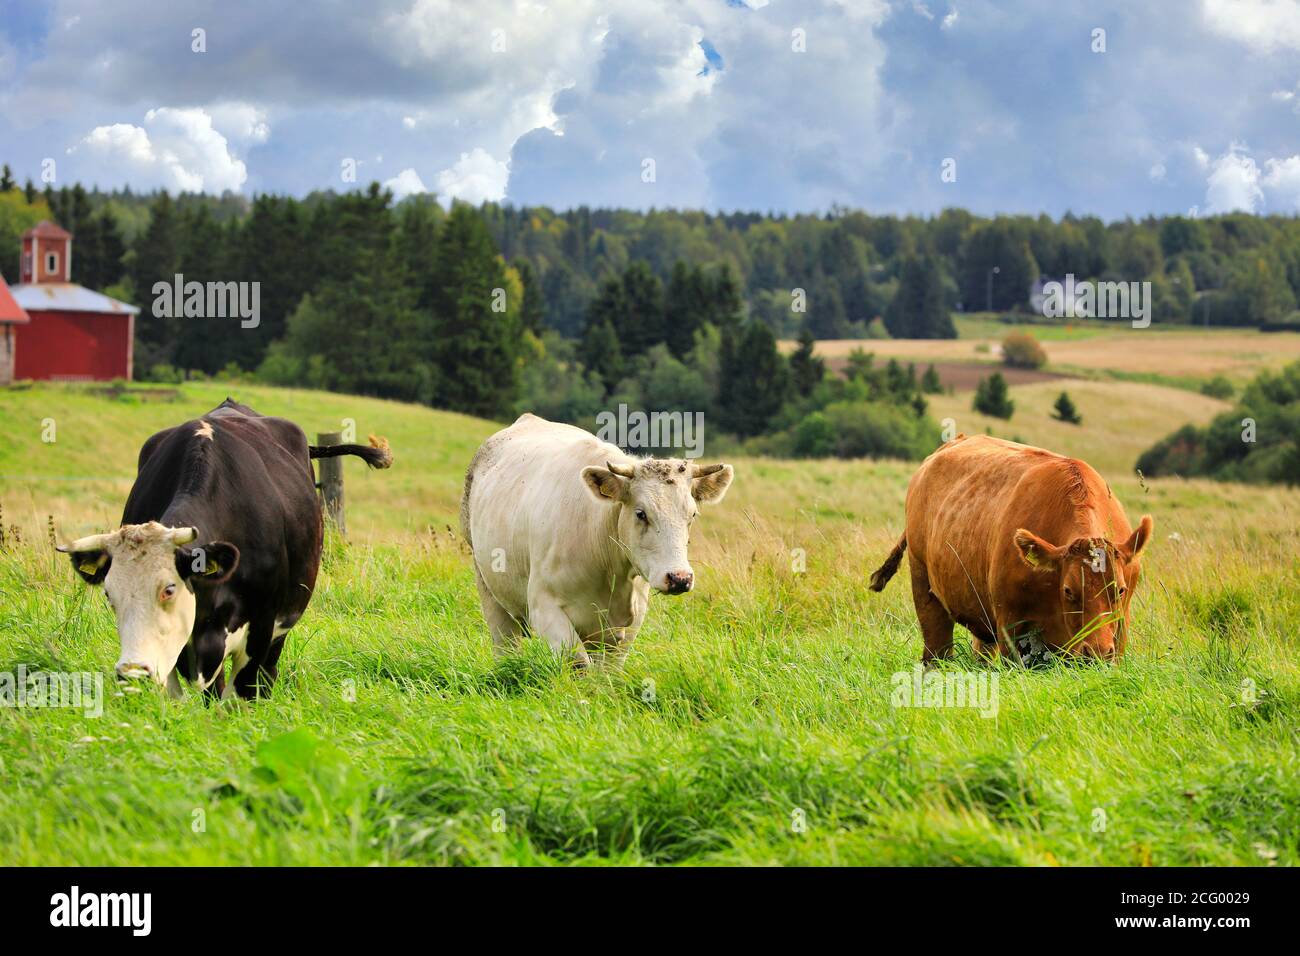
xmin=1 ymin=382 xmax=1298 ymax=865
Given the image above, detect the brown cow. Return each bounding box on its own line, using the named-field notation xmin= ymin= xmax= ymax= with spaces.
xmin=869 ymin=435 xmax=1153 ymax=663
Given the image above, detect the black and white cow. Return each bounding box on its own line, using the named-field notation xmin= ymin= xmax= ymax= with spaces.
xmin=58 ymin=398 xmax=392 ymax=699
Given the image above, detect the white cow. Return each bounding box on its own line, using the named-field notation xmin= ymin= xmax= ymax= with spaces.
xmin=461 ymin=413 xmax=735 ymax=665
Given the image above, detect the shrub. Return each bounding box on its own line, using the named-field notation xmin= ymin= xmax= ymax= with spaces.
xmin=1200 ymin=375 xmax=1235 ymax=400
xmin=1051 ymin=391 xmax=1082 ymax=425
xmin=789 ymin=401 xmax=936 ymax=460
xmin=1137 ymin=358 xmax=1300 ymax=485
xmin=1001 ymin=331 xmax=1047 ymax=369
xmin=973 ymin=372 xmax=1015 ymax=419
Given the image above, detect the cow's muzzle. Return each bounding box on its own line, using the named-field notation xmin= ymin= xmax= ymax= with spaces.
xmin=115 ymin=661 xmax=154 ymax=682
xmin=663 ymin=570 xmax=694 ymax=595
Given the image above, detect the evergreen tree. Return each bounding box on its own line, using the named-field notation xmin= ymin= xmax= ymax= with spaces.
xmin=263 ymin=271 xmax=435 ymax=404
xmin=884 ymin=255 xmax=955 ymax=338
xmin=514 ymin=258 xmax=546 ymax=334
xmin=0 ymin=165 xmax=14 ymax=192
xmin=789 ymin=328 xmax=825 ymax=397
xmin=665 ymin=261 xmax=710 ymax=356
xmin=718 ymin=321 xmax=790 ymax=438
xmin=707 ymin=263 xmax=744 ymax=334
xmin=393 ymin=197 xmax=442 ymax=312
xmin=973 ymin=372 xmax=1015 ymax=419
xmin=1052 ymin=391 xmax=1082 ymax=424
xmin=129 ymin=192 xmax=182 ymax=367
xmin=580 ymin=317 xmax=624 ymax=394
xmin=616 ymin=261 xmax=666 ymax=357
xmin=806 ymin=276 xmax=849 ymax=338
xmin=430 ymin=203 xmax=521 ymax=419
xmin=959 ymin=223 xmax=1040 ymax=312
xmin=921 ymin=363 xmax=943 ymax=394
xmin=75 ymin=208 xmax=126 ymax=292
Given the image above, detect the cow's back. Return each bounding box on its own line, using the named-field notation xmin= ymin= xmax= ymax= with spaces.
xmin=124 ymin=404 xmax=323 ymax=621
xmin=463 ymin=414 xmax=630 ymax=616
xmin=904 ymin=435 xmax=1114 ymax=620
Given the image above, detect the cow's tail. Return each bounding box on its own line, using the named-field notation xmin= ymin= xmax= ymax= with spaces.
xmin=309 ymin=434 xmax=393 ymax=469
xmin=869 ymin=533 xmax=907 ymax=592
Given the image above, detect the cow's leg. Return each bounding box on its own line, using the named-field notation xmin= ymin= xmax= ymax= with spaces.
xmin=233 ymin=617 xmax=278 ymax=700
xmin=474 ymin=564 xmax=523 ymax=656
xmin=909 ymin=555 xmax=955 ymax=664
xmin=599 ymin=593 xmax=647 ymax=669
xmin=527 ymin=592 xmax=591 ymax=668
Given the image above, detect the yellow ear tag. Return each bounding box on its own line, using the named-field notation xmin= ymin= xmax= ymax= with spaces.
xmin=79 ymin=559 xmax=101 ymax=575
xmin=204 ymin=560 xmax=222 ymax=576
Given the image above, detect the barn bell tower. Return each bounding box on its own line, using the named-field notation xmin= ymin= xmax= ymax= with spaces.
xmin=20 ymin=220 xmax=73 ymax=285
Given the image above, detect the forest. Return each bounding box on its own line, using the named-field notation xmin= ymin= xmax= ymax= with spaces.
xmin=3 ymin=161 xmax=1300 ymax=459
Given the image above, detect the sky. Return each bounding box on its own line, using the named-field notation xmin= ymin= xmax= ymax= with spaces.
xmin=1 ymin=0 xmax=1299 ymax=219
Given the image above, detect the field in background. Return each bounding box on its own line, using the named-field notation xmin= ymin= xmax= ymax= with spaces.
xmin=0 ymin=381 xmax=1297 ymax=865
xmin=791 ymin=322 xmax=1300 ymax=392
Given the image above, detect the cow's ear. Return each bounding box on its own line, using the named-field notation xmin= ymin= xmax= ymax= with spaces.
xmin=177 ymin=541 xmax=240 ymax=586
xmin=1013 ymin=529 xmax=1061 ymax=572
xmin=581 ymin=466 xmax=627 ymax=503
xmin=64 ymin=549 xmax=111 ymax=585
xmin=1120 ymin=515 xmax=1153 ymax=561
xmin=692 ymin=463 xmax=734 ymax=504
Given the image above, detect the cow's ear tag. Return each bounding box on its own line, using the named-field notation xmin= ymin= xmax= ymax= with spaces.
xmin=204 ymin=559 xmax=222 ymax=576
xmin=79 ymin=558 xmax=101 ymax=575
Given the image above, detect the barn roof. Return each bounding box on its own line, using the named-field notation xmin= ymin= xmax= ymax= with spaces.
xmin=11 ymin=282 xmax=140 ymax=315
xmin=22 ymin=220 xmax=73 ymax=241
xmin=0 ymin=274 xmax=31 ymax=324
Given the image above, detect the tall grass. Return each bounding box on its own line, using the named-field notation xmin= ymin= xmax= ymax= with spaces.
xmin=0 ymin=382 xmax=1296 ymax=865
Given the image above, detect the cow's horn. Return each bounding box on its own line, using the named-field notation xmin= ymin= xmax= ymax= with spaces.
xmin=607 ymin=461 xmax=636 ymax=478
xmin=55 ymin=531 xmax=117 ymax=554
xmin=167 ymin=526 xmax=199 ymax=545
xmin=691 ymin=463 xmax=725 ymax=478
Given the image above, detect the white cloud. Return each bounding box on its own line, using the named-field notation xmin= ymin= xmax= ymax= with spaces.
xmin=942 ymin=7 xmax=960 ymax=29
xmin=206 ymin=103 xmax=270 ymax=144
xmin=72 ymin=107 xmax=250 ymax=192
xmin=436 ymin=148 xmax=509 ymax=204
xmin=402 ymin=116 xmax=416 ymax=129
xmin=1263 ymin=154 xmax=1300 ymax=208
xmin=1149 ymin=162 xmax=1167 ymax=182
xmin=383 ymin=167 xmax=428 ymax=200
xmin=1204 ymin=143 xmax=1264 ymax=213
xmin=1202 ymin=0 xmax=1300 ymax=53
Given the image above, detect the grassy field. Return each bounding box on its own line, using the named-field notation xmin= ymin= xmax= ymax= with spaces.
xmin=0 ymin=381 xmax=1297 ymax=865
xmin=793 ymin=321 xmax=1300 ymax=392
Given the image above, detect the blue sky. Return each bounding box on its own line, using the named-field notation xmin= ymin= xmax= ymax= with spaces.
xmin=1 ymin=0 xmax=1299 ymax=218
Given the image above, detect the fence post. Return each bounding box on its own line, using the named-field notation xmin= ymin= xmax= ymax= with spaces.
xmin=316 ymin=431 xmax=346 ymax=538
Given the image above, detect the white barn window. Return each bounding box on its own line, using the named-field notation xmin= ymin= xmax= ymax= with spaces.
xmin=46 ymin=252 xmax=59 ymax=275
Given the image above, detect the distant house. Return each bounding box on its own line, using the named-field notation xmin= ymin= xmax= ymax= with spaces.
xmin=1030 ymin=275 xmax=1084 ymax=318
xmin=6 ymin=220 xmax=139 ymax=382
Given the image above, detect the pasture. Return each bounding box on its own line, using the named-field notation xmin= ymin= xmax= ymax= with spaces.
xmin=0 ymin=380 xmax=1297 ymax=865
xmin=798 ymin=322 xmax=1300 ymax=392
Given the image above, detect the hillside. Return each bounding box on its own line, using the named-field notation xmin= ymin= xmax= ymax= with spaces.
xmin=0 ymin=382 xmax=1298 ymax=865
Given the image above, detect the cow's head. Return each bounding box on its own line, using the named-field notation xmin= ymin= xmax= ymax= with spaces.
xmin=581 ymin=458 xmax=734 ymax=595
xmin=1012 ymin=515 xmax=1153 ymax=660
xmin=58 ymin=522 xmax=239 ymax=685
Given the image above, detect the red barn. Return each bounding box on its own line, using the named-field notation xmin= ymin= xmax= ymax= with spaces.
xmin=0 ymin=272 xmax=30 ymax=385
xmin=7 ymin=220 xmax=138 ymax=382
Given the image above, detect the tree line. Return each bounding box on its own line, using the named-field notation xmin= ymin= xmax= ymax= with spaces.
xmin=3 ymin=162 xmax=1300 ymax=460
